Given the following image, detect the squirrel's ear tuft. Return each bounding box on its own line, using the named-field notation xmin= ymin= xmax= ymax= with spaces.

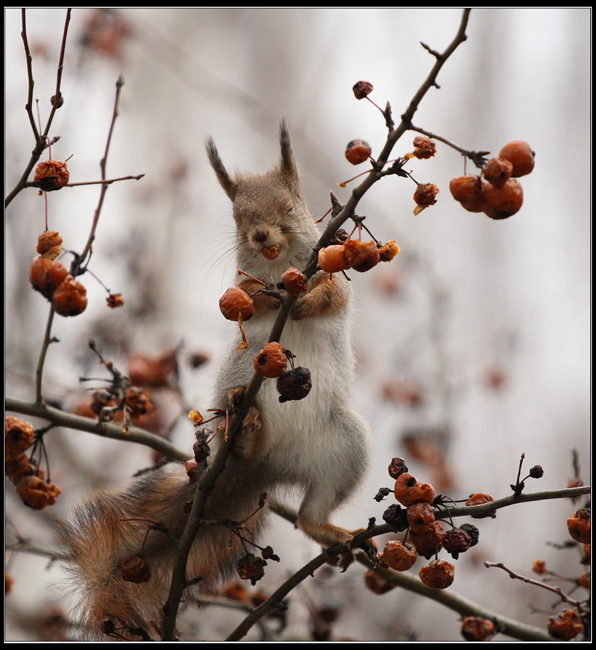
xmin=206 ymin=136 xmax=237 ymax=201
xmin=279 ymin=119 xmax=300 ymax=191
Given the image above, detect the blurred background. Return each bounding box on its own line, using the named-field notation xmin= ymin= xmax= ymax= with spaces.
xmin=5 ymin=8 xmax=590 ymax=641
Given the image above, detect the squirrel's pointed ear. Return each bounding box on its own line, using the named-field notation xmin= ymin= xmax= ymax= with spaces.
xmin=206 ymin=137 xmax=237 ymax=201
xmin=279 ymin=119 xmax=300 ymax=190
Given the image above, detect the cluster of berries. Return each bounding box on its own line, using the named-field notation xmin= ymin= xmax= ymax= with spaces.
xmin=450 ymin=140 xmax=535 ymax=220
xmin=318 ymin=237 xmax=399 ymax=274
xmin=5 ymin=416 xmax=61 ymax=510
xmin=29 ymin=231 xmax=88 ymax=317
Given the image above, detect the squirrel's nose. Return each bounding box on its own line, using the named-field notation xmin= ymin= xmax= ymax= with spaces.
xmin=252 ymin=228 xmax=270 ymax=243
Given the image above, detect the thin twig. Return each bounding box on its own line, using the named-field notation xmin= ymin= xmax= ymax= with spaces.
xmin=34 ymin=306 xmax=56 ymax=404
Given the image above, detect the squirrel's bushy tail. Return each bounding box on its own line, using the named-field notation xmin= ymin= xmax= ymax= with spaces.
xmin=57 ymin=461 xmax=266 ymax=639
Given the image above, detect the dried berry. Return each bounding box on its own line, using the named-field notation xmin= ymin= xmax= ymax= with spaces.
xmin=532 ymin=559 xmax=548 ymax=575
xmin=419 ymin=559 xmax=454 ymax=589
xmin=52 ymin=275 xmax=88 ymax=316
xmin=458 ymin=523 xmax=479 ymax=548
xmin=29 ymin=257 xmax=69 ymax=299
xmin=388 ymin=457 xmax=408 ymax=480
xmin=407 ymin=501 xmax=435 ymax=533
xmin=185 ymin=459 xmax=200 ymax=482
xmin=343 ymin=239 xmax=380 ymax=272
xmin=193 ymin=438 xmax=210 ymax=463
xmin=34 ymin=160 xmax=70 ymax=191
xmin=547 ymin=609 xmax=584 ymax=641
xmin=352 ymin=81 xmax=374 ymax=99
xmin=364 ymin=569 xmax=395 ymax=594
xmin=481 ymin=178 xmax=523 ymax=219
xmin=107 ymin=293 xmax=124 ymax=308
xmin=36 ymin=231 xmax=63 ymax=260
xmin=219 ymin=287 xmax=255 ymax=322
xmin=393 ymin=472 xmax=435 ymax=507
xmin=498 ymin=140 xmax=535 ymax=178
xmin=345 ymin=139 xmax=372 ymax=165
xmin=483 ymin=157 xmax=513 ymax=188
xmin=413 ymin=183 xmax=439 ymax=213
xmin=237 ymin=553 xmax=267 ymax=586
xmin=125 ymin=386 xmax=154 ymax=417
xmin=381 ymin=540 xmax=417 ymax=572
xmin=253 ymin=342 xmax=288 ymax=378
xmin=5 ymin=452 xmax=31 ymax=484
xmin=262 ymin=245 xmax=280 ymax=260
xmin=442 ymin=527 xmax=473 ymax=559
xmin=412 ymin=135 xmax=437 ymax=159
xmin=461 ymin=617 xmax=495 ymax=641
xmin=529 ymin=465 xmax=544 ymax=479
xmin=466 ymin=493 xmax=496 ymax=518
xmin=378 ymin=240 xmax=400 ymax=262
xmin=409 ymin=521 xmax=444 ymax=559
xmin=16 ymin=475 xmax=61 ymax=510
xmin=5 ymin=416 xmax=35 ymax=455
xmin=382 ymin=504 xmax=409 ymax=532
xmin=318 ymin=245 xmax=351 ymax=274
xmin=277 ymin=366 xmax=312 ymax=402
xmin=281 ymin=267 xmax=308 ymax=296
xmin=567 ymin=508 xmax=590 ymax=544
xmin=120 ymin=556 xmax=152 ymax=584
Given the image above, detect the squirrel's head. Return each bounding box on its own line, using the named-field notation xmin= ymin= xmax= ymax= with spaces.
xmin=206 ymin=121 xmax=316 ymax=272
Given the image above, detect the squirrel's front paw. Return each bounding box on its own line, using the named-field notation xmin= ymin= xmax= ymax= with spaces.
xmin=227 ymin=386 xmax=246 ymax=410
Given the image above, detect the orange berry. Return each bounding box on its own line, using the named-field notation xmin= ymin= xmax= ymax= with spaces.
xmin=466 ymin=492 xmax=496 ymax=518
xmin=567 ymin=508 xmax=590 ymax=544
xmin=579 ymin=572 xmax=590 ymax=590
xmin=419 ymin=559 xmax=454 ymax=589
xmin=128 ymin=350 xmax=177 ymax=388
xmin=449 ymin=175 xmax=483 ymax=203
xmin=36 ymin=230 xmax=63 ymax=260
xmin=481 ymin=178 xmax=523 ymax=219
xmin=412 ymin=135 xmax=436 ymax=159
xmin=343 ymin=239 xmax=380 ymax=272
xmin=253 ymin=342 xmax=288 ymax=378
xmin=413 ymin=183 xmax=439 ymax=206
xmin=34 ymin=160 xmax=70 ymax=191
xmin=219 ymin=287 xmax=255 ymax=322
xmin=393 ymin=472 xmax=435 ymax=506
xmin=461 ymin=617 xmax=495 ymax=641
xmin=483 ymin=157 xmax=513 ymax=188
xmin=352 ymin=81 xmax=374 ymax=99
xmin=318 ymin=245 xmax=351 ymax=274
xmin=498 ymin=140 xmax=535 ymax=177
xmin=364 ymin=569 xmax=395 ymax=594
xmin=281 ymin=267 xmax=308 ymax=296
xmin=547 ymin=609 xmax=584 ymax=641
xmin=409 ymin=520 xmax=444 ymax=559
xmin=125 ymin=386 xmax=154 ymax=417
xmin=16 ymin=475 xmax=61 ymax=510
xmin=407 ymin=501 xmax=435 ymax=533
xmin=106 ymin=293 xmax=124 ymax=308
xmin=30 ymin=257 xmax=69 ymax=299
xmin=5 ymin=416 xmax=35 ymax=455
xmin=52 ymin=275 xmax=88 ymax=316
xmin=532 ymin=559 xmax=548 ymax=575
xmin=5 ymin=452 xmax=31 ymax=484
xmin=381 ymin=540 xmax=417 ymax=572
xmin=345 ymin=139 xmax=372 ymax=165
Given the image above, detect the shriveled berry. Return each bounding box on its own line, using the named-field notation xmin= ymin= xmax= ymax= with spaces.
xmin=394 ymin=472 xmax=435 ymax=507
xmin=219 ymin=287 xmax=255 ymax=322
xmin=459 ymin=523 xmax=479 ymax=547
xmin=567 ymin=508 xmax=590 ymax=544
xmin=52 ymin=275 xmax=88 ymax=316
xmin=237 ymin=553 xmax=267 ymax=586
xmin=419 ymin=559 xmax=454 ymax=589
xmin=318 ymin=245 xmax=351 ymax=273
xmin=34 ymin=160 xmax=70 ymax=191
xmin=16 ymin=475 xmax=61 ymax=510
xmin=466 ymin=493 xmax=496 ymax=518
xmin=382 ymin=504 xmax=409 ymax=532
xmin=407 ymin=501 xmax=435 ymax=533
xmin=547 ymin=609 xmax=584 ymax=641
xmin=281 ymin=267 xmax=308 ymax=296
xmin=482 ymin=178 xmax=523 ymax=219
xmin=381 ymin=540 xmax=417 ymax=572
xmin=36 ymin=230 xmax=63 ymax=260
xmin=5 ymin=416 xmax=35 ymax=455
xmin=442 ymin=527 xmax=472 ymax=559
xmin=409 ymin=521 xmax=444 ymax=559
xmin=277 ymin=366 xmax=312 ymax=402
xmin=107 ymin=293 xmax=124 ymax=308
xmin=413 ymin=183 xmax=439 ymax=206
xmin=388 ymin=457 xmax=408 ymax=480
xmin=461 ymin=617 xmax=495 ymax=641
xmin=343 ymin=239 xmax=380 ymax=272
xmin=253 ymin=342 xmax=288 ymax=378
xmin=378 ymin=240 xmax=400 ymax=262
xmin=498 ymin=140 xmax=535 ymax=177
xmin=364 ymin=569 xmax=395 ymax=594
xmin=352 ymin=81 xmax=374 ymax=99
xmin=120 ymin=556 xmax=152 ymax=584
xmin=345 ymin=139 xmax=372 ymax=165
xmin=529 ymin=465 xmax=544 ymax=479
xmin=193 ymin=438 xmax=210 ymax=463
xmin=125 ymin=386 xmax=154 ymax=417
xmin=5 ymin=452 xmax=30 ymax=484
xmin=483 ymin=157 xmax=513 ymax=188
xmin=412 ymin=135 xmax=436 ymax=159
xmin=532 ymin=559 xmax=548 ymax=575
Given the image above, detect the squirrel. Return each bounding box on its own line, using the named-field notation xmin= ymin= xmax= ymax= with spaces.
xmin=57 ymin=121 xmax=373 ymax=640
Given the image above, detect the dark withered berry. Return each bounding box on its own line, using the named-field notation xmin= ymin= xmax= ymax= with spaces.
xmin=277 ymin=367 xmax=312 ymax=402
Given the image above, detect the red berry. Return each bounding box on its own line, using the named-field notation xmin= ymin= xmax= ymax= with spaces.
xmin=253 ymin=342 xmax=288 ymax=378
xmin=547 ymin=609 xmax=584 ymax=641
xmin=52 ymin=275 xmax=88 ymax=316
xmin=413 ymin=183 xmax=439 ymax=207
xmin=352 ymin=81 xmax=374 ymax=99
xmin=412 ymin=135 xmax=436 ymax=159
xmin=407 ymin=501 xmax=435 ymax=533
xmin=219 ymin=287 xmax=255 ymax=322
xmin=364 ymin=569 xmax=395 ymax=594
xmin=381 ymin=540 xmax=417 ymax=572
xmin=461 ymin=617 xmax=495 ymax=641
xmin=345 ymin=139 xmax=372 ymax=165
xmin=281 ymin=267 xmax=308 ymax=296
xmin=393 ymin=472 xmax=435 ymax=506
